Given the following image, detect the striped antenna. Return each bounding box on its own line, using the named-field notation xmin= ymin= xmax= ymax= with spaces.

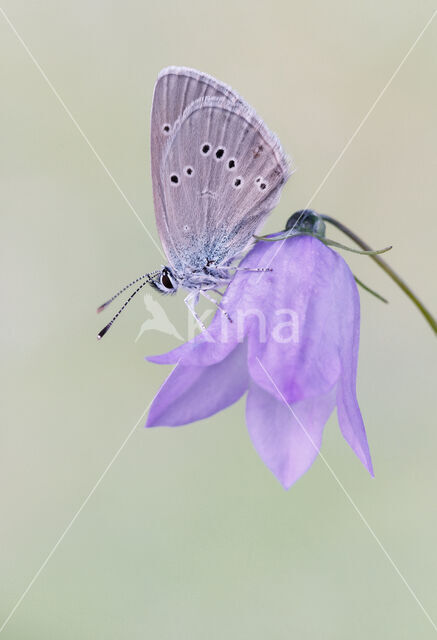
xmin=97 ymin=271 xmax=160 ymax=313
xmin=97 ymin=278 xmax=155 ymax=340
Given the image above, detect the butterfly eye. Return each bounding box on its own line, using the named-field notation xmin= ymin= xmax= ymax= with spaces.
xmin=161 ymin=268 xmax=174 ymax=290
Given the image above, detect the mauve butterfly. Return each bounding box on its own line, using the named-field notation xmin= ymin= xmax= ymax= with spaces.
xmin=98 ymin=66 xmax=290 ymax=338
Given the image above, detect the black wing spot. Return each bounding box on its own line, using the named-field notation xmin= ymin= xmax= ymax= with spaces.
xmin=185 ymin=166 xmax=194 ymax=176
xmin=215 ymin=148 xmax=225 ymax=159
xmin=170 ymin=174 xmax=180 ymax=185
xmin=201 ymin=143 xmax=211 ymax=155
xmin=228 ymin=159 xmax=236 ymax=169
xmin=162 ymin=123 xmax=171 ymax=134
xmin=233 ymin=177 xmax=242 ymax=188
xmin=260 ymin=182 xmax=267 ymax=190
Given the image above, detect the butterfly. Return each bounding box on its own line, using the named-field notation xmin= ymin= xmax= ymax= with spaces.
xmin=98 ymin=66 xmax=290 ymax=338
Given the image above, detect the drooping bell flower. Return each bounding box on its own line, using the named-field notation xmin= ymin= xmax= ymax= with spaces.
xmin=146 ymin=226 xmax=374 ymax=488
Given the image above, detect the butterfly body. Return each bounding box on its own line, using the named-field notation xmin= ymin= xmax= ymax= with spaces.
xmin=149 ymin=262 xmax=233 ymax=295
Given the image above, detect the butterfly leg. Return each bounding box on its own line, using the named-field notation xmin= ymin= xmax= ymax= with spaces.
xmin=219 ymin=265 xmax=273 ymax=274
xmin=184 ymin=292 xmax=207 ymax=332
xmin=199 ymin=290 xmax=233 ymax=323
xmin=231 ymin=267 xmax=273 ymax=273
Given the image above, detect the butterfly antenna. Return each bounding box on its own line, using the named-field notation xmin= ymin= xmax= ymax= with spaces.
xmin=97 ymin=279 xmax=154 ymax=340
xmin=97 ymin=271 xmax=160 ymax=313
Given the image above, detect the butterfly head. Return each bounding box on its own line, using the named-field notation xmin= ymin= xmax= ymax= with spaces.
xmin=150 ymin=266 xmax=179 ymax=295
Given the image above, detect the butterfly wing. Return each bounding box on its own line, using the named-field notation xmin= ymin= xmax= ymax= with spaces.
xmin=159 ymin=95 xmax=290 ymax=273
xmin=151 ymin=67 xmax=242 ymax=260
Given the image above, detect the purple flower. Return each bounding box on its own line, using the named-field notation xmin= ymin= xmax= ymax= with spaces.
xmin=146 ymin=235 xmax=373 ymax=489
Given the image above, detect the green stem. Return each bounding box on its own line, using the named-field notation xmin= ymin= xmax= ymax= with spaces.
xmin=321 ymin=215 xmax=437 ymax=335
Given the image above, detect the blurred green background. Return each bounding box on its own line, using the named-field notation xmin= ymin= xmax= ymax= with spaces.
xmin=1 ymin=1 xmax=436 ymax=638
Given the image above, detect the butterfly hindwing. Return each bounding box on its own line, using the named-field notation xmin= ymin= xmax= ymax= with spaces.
xmin=159 ymin=96 xmax=290 ymax=272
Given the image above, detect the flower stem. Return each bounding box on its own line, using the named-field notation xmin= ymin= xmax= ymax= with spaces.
xmin=321 ymin=215 xmax=437 ymax=335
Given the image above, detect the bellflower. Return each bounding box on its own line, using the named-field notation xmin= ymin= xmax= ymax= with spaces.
xmin=146 ymin=235 xmax=373 ymax=488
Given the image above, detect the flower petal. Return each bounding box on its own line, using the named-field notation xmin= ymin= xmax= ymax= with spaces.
xmin=146 ymin=335 xmax=233 ymax=366
xmin=146 ymin=342 xmax=199 ymax=365
xmin=230 ymin=236 xmax=343 ymax=404
xmin=246 ymin=379 xmax=336 ymax=489
xmin=334 ymin=264 xmax=374 ymax=476
xmin=146 ymin=342 xmax=249 ymax=427
xmin=146 ymin=303 xmax=239 ymax=366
